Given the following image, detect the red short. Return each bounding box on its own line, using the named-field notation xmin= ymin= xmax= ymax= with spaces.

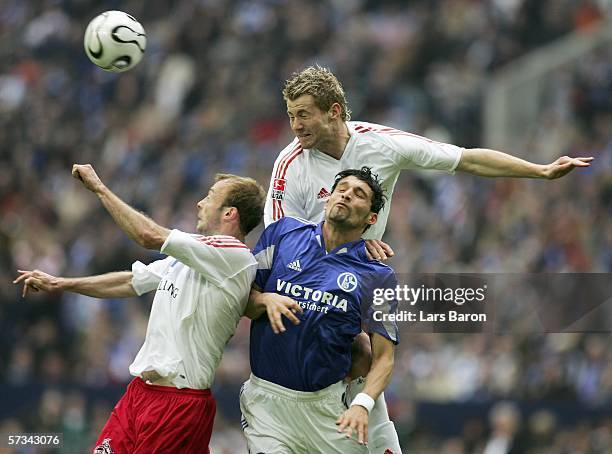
xmin=93 ymin=377 xmax=216 ymax=454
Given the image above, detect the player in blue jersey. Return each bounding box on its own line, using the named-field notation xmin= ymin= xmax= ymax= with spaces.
xmin=241 ymin=167 xmax=398 ymax=453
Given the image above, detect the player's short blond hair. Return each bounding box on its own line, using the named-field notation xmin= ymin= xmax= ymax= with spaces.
xmin=283 ymin=66 xmax=351 ymax=121
xmin=215 ymin=173 xmax=266 ymax=235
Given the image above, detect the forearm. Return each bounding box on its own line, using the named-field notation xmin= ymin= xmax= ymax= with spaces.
xmin=244 ymin=287 xmax=266 ymax=319
xmin=362 ymin=355 xmax=393 ymax=401
xmin=61 ymin=271 xmax=137 ymax=298
xmin=361 ymin=333 xmax=395 ymax=400
xmin=457 ymin=148 xmax=546 ymax=178
xmin=96 ymin=186 xmax=170 ymax=249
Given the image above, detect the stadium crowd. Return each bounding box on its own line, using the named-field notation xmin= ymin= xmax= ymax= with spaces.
xmin=0 ymin=0 xmax=610 ymax=452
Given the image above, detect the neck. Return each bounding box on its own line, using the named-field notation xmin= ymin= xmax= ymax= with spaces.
xmin=318 ymin=121 xmax=350 ymax=160
xmin=321 ymin=221 xmax=362 ymax=253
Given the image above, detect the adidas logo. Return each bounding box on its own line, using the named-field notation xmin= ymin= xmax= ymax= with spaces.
xmin=287 ymin=260 xmax=302 ymax=272
xmin=317 ymin=187 xmax=331 ymax=199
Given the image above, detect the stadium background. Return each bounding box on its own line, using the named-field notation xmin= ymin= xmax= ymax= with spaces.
xmin=0 ymin=0 xmax=611 ymax=452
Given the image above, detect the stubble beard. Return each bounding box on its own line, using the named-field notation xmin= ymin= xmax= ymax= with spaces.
xmin=327 ymin=205 xmax=355 ymax=230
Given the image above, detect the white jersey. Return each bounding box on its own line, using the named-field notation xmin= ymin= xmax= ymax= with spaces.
xmin=264 ymin=121 xmax=463 ymax=240
xmin=128 ymin=229 xmax=257 ymax=389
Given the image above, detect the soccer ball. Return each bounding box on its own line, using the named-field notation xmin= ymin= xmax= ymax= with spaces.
xmin=84 ymin=11 xmax=146 ymax=73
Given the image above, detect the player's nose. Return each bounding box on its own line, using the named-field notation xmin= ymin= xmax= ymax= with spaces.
xmin=291 ymin=118 xmax=303 ymax=131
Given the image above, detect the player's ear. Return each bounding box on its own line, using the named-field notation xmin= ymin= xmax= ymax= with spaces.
xmin=329 ymin=103 xmax=342 ymax=120
xmin=366 ymin=212 xmax=377 ymax=227
xmin=223 ymin=207 xmax=238 ymax=220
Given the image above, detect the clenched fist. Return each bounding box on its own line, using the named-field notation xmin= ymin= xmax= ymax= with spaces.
xmin=72 ymin=164 xmax=105 ymax=193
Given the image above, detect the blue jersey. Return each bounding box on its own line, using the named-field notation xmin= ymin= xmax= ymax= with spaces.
xmin=250 ymin=217 xmax=399 ymax=392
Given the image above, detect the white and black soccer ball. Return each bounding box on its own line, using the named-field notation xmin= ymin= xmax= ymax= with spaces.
xmin=84 ymin=11 xmax=146 ymax=73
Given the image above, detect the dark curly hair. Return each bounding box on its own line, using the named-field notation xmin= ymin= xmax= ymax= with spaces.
xmin=331 ymin=167 xmax=386 ymax=231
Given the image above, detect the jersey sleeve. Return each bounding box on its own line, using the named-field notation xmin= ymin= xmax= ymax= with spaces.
xmin=160 ymin=229 xmax=254 ymax=287
xmin=131 ymin=256 xmax=174 ymax=296
xmin=361 ymin=269 xmax=400 ymax=345
xmin=380 ymin=131 xmax=463 ymax=173
xmin=263 ymin=141 xmax=305 ymax=226
xmin=253 ymin=217 xmax=292 ymax=289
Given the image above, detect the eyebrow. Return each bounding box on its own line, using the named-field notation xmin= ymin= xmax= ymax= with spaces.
xmin=287 ymin=108 xmax=309 ymax=114
xmin=337 ymin=181 xmax=369 ymax=195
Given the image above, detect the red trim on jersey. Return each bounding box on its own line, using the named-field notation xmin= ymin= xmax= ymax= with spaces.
xmin=208 ymin=235 xmax=243 ymax=241
xmin=197 ymin=236 xmax=249 ymax=249
xmin=275 ymin=143 xmax=302 ymax=180
xmin=353 ymin=124 xmax=436 ymax=143
xmin=200 ymin=238 xmax=246 ymax=245
xmin=271 ymin=142 xmax=303 ymax=221
xmin=355 ymin=125 xmax=373 ymax=133
xmin=200 ymin=242 xmax=249 ymax=249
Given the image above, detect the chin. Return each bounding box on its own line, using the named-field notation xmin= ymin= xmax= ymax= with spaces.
xmin=329 ymin=213 xmax=349 ymax=223
xmin=299 ymin=137 xmax=316 ymax=148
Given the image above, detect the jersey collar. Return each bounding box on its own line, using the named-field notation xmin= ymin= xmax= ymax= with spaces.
xmin=315 ymin=221 xmax=365 ymax=255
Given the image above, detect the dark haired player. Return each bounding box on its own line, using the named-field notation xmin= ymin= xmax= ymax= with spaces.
xmin=242 ymin=167 xmax=399 ymax=453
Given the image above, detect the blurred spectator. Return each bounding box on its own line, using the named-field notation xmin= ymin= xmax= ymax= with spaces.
xmin=482 ymin=402 xmax=522 ymax=454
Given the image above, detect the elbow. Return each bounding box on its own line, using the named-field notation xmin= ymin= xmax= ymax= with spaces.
xmin=140 ymin=230 xmax=165 ymax=250
xmin=456 ymin=149 xmax=477 ymax=174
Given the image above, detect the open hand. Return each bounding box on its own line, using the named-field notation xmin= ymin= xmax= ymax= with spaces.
xmin=262 ymin=293 xmax=303 ymax=334
xmin=543 ymin=156 xmax=593 ymax=180
xmin=336 ymin=405 xmax=369 ymax=445
xmin=13 ymin=269 xmax=61 ymax=298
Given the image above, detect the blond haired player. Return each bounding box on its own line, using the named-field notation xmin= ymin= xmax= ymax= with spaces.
xmin=265 ymin=66 xmax=593 ymax=453
xmin=15 ymin=165 xmax=266 ymax=454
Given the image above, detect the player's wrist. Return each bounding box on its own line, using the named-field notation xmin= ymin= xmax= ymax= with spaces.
xmin=94 ymin=183 xmax=109 ymax=196
xmin=350 ymin=392 xmax=375 ymax=413
xmin=57 ymin=277 xmax=72 ymax=291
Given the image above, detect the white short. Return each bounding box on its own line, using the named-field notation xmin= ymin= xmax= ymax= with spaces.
xmin=240 ymin=374 xmax=369 ymax=454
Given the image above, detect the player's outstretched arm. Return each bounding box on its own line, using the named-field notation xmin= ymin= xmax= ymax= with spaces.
xmin=457 ymin=148 xmax=593 ymax=179
xmin=72 ymin=164 xmax=170 ymax=250
xmin=14 ymin=269 xmax=136 ymax=299
xmin=336 ymin=333 xmax=394 ymax=446
xmin=245 ymin=287 xmax=303 ymax=333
